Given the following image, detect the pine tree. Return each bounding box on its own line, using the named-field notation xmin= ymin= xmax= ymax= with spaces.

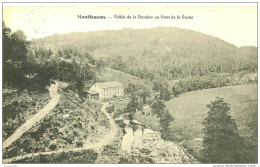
xmin=201 ymin=97 xmax=244 ymax=163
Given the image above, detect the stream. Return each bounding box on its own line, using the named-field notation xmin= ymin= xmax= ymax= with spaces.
xmin=120 ymin=118 xmax=199 ymax=163
xmin=121 ymin=119 xmax=152 ymax=153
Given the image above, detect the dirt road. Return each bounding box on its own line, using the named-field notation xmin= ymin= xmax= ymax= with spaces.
xmin=3 ymin=82 xmax=60 ymax=150
xmin=3 ymin=102 xmax=118 ymax=163
xmin=83 ymin=102 xmax=118 ymax=149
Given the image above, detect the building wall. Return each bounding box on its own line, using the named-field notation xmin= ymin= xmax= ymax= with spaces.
xmin=89 ymin=84 xmax=104 ymax=98
xmin=102 ymin=86 xmax=124 ymax=99
xmin=89 ymin=83 xmax=124 ymax=99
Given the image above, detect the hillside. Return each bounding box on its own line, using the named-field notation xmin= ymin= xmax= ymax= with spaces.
xmin=97 ymin=68 xmax=141 ymax=88
xmin=3 ymin=88 xmax=111 ymax=160
xmin=31 ymin=27 xmax=257 ymax=81
xmin=165 ymin=84 xmax=257 ymax=161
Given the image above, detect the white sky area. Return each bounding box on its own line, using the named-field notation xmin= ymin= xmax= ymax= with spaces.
xmin=3 ymin=4 xmax=257 ymax=47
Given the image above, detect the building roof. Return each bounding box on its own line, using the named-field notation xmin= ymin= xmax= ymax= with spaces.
xmin=95 ymin=81 xmax=123 ymax=89
xmin=87 ymin=90 xmax=99 ymax=94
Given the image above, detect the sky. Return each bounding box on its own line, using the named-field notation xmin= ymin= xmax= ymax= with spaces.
xmin=3 ymin=4 xmax=257 ymax=47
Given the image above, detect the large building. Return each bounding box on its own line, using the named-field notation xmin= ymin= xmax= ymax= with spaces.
xmin=86 ymin=81 xmax=124 ymax=99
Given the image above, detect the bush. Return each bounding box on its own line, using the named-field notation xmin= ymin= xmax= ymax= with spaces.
xmin=49 ymin=144 xmax=57 ymax=151
xmin=115 ymin=120 xmax=126 ymax=129
xmin=106 ymin=105 xmax=115 ymax=113
xmin=139 ymin=148 xmax=152 ymax=155
xmin=76 ymin=141 xmax=83 ymax=148
xmin=12 ymin=149 xmax=98 ymax=163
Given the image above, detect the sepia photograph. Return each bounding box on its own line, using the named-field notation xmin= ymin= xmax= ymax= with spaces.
xmin=2 ymin=2 xmax=258 ymax=165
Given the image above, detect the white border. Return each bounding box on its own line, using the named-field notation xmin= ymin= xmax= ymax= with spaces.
xmin=1 ymin=1 xmax=259 ymax=167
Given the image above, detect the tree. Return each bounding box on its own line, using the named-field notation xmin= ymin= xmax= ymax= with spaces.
xmin=151 ymin=99 xmax=166 ymax=117
xmin=75 ymin=78 xmax=84 ymax=100
xmin=3 ymin=23 xmax=28 ymax=89
xmin=151 ymin=99 xmax=174 ymax=139
xmin=106 ymin=105 xmax=115 ymax=113
xmin=125 ymin=83 xmax=136 ymax=95
xmin=124 ymin=96 xmax=140 ymax=115
xmin=13 ymin=101 xmax=20 ymax=125
xmin=153 ymin=81 xmax=171 ymax=101
xmin=159 ymin=88 xmax=171 ymax=101
xmin=32 ymin=101 xmax=36 ymax=114
xmin=201 ymin=97 xmax=245 ymax=163
xmin=135 ymin=84 xmax=151 ymax=104
xmin=160 ymin=110 xmax=174 ymax=139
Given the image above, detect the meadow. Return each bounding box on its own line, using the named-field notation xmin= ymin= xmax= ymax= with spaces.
xmin=165 ymin=84 xmax=257 ymax=160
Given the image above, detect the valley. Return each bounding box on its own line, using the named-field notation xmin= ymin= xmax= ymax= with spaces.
xmin=2 ymin=24 xmax=258 ymax=164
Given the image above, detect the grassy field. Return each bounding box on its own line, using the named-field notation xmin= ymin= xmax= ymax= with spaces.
xmin=165 ymin=84 xmax=257 ymax=160
xmin=111 ymin=99 xmax=130 ymax=111
xmin=97 ymin=68 xmax=140 ymax=88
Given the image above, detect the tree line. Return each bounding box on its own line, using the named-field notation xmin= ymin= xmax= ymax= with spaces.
xmin=3 ymin=22 xmax=99 ymax=93
xmin=172 ymin=72 xmax=257 ymax=97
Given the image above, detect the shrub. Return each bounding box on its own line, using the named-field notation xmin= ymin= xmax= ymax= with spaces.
xmin=115 ymin=120 xmax=126 ymax=129
xmin=106 ymin=105 xmax=115 ymax=113
xmin=49 ymin=144 xmax=57 ymax=151
xmin=76 ymin=141 xmax=83 ymax=148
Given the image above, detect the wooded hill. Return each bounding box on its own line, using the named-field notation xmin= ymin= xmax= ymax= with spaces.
xmin=31 ymin=27 xmax=257 ymax=81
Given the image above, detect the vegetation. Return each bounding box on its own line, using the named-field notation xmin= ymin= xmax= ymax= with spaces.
xmin=125 ymin=82 xmax=152 ymax=104
xmin=98 ymin=67 xmax=140 ymax=88
xmin=115 ymin=120 xmax=126 ymax=129
xmin=32 ymin=27 xmax=257 ymax=82
xmin=151 ymin=99 xmax=174 ymax=139
xmin=2 ymin=23 xmax=98 ymax=145
xmin=3 ymin=23 xmax=257 ymax=164
xmin=118 ymin=155 xmax=154 ymax=163
xmin=165 ymin=84 xmax=257 ymax=162
xmin=171 ymin=72 xmax=257 ymax=97
xmin=3 ymin=22 xmax=98 ymax=93
xmin=11 ymin=149 xmax=98 ymax=163
xmin=159 ymin=110 xmax=174 ymax=139
xmin=201 ymin=97 xmax=245 ymax=163
xmin=3 ymin=89 xmax=50 ymax=140
xmin=3 ymin=22 xmax=32 ymax=90
xmin=106 ymin=104 xmax=115 ymax=113
xmin=153 ymin=81 xmax=171 ymax=101
xmin=3 ymin=90 xmax=109 ymax=159
xmin=124 ymin=96 xmax=142 ymax=115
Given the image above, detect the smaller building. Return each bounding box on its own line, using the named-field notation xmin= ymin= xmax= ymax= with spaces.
xmin=86 ymin=90 xmax=99 ymax=100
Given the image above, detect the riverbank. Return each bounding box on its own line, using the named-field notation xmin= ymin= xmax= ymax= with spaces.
xmin=120 ymin=118 xmax=199 ymax=163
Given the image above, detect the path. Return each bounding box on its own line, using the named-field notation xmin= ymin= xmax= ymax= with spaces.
xmin=3 ymin=102 xmax=118 ymax=163
xmin=3 ymin=82 xmax=60 ymax=150
xmin=83 ymin=102 xmax=118 ymax=149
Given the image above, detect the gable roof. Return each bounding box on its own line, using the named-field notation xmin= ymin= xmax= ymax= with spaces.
xmin=87 ymin=90 xmax=98 ymax=94
xmin=95 ymin=81 xmax=123 ymax=89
